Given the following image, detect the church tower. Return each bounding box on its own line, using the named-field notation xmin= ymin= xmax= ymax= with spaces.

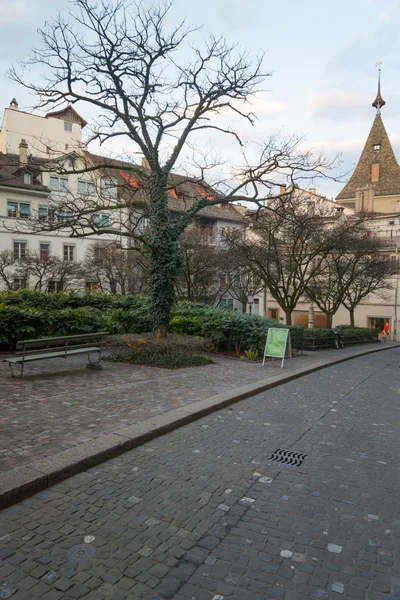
xmin=336 ymin=69 xmax=400 ymax=213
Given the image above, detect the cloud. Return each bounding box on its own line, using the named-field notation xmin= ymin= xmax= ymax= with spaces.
xmin=245 ymin=93 xmax=288 ymax=116
xmin=309 ymin=92 xmax=372 ymax=120
xmin=1 ymin=0 xmax=64 ymax=25
xmin=327 ymin=0 xmax=400 ymax=75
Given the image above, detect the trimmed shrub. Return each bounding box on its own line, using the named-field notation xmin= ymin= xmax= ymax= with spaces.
xmin=106 ymin=333 xmax=214 ymax=369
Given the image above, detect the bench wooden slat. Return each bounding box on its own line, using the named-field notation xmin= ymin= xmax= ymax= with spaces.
xmin=15 ymin=342 xmax=106 ymax=356
xmin=4 ymin=347 xmax=101 ymax=364
xmin=16 ymin=332 xmax=108 ymax=349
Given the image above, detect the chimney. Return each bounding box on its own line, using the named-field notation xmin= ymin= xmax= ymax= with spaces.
xmin=9 ymin=98 xmax=18 ymax=110
xmin=309 ymin=187 xmax=317 ymax=195
xmin=19 ymin=139 xmax=28 ymax=166
xmin=141 ymin=157 xmax=150 ymax=169
xmin=279 ymin=184 xmax=287 ymax=195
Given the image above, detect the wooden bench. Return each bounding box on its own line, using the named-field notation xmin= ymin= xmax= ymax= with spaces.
xmin=3 ymin=332 xmax=108 ymax=378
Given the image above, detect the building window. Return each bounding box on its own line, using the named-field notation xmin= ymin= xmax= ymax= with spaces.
xmin=13 ymin=277 xmax=27 ymax=290
xmin=93 ymin=214 xmax=110 ymax=228
xmin=233 ymin=276 xmax=239 ymax=288
xmin=85 ymin=282 xmax=97 ymax=292
xmin=63 ymin=244 xmax=75 ymax=261
xmin=50 ymin=176 xmax=68 ymax=192
xmin=78 ymin=180 xmax=95 ymax=195
xmin=38 ymin=206 xmax=49 ymax=221
xmin=7 ymin=201 xmax=30 ymax=219
xmin=102 ymin=178 xmax=117 ymax=197
xmin=39 ymin=242 xmax=50 ymax=260
xmin=220 ymin=298 xmax=234 ymax=310
xmin=13 ymin=241 xmax=27 ymax=260
xmin=48 ymin=280 xmax=62 ymax=292
xmin=7 ymin=201 xmax=17 ymax=218
xmin=58 ymin=209 xmax=73 ymax=223
xmin=373 ymin=144 xmax=381 ymax=151
xmin=23 ymin=173 xmax=31 ymax=185
xmin=268 ymin=308 xmax=279 ymax=320
xmin=64 ymin=121 xmax=73 ymax=131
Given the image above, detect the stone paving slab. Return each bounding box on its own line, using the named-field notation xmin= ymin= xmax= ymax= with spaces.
xmin=0 ymin=348 xmax=399 ymax=599
xmin=0 ymin=343 xmax=398 ymax=509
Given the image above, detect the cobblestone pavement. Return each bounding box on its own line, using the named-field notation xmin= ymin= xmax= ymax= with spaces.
xmin=0 ymin=344 xmax=383 ymax=472
xmin=1 ymin=347 xmax=400 ymax=599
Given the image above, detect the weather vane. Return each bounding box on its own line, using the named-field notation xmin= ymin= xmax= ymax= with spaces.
xmin=372 ymin=61 xmax=385 ymax=113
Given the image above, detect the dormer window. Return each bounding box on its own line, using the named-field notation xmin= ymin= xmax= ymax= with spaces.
xmin=373 ymin=144 xmax=381 ymax=151
xmin=23 ymin=173 xmax=31 ymax=185
xmin=64 ymin=121 xmax=73 ymax=132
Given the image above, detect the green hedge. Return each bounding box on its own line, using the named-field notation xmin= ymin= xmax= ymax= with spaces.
xmin=0 ymin=291 xmax=379 ymax=352
xmin=300 ymin=326 xmax=379 ymax=349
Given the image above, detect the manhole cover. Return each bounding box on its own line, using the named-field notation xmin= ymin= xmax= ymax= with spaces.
xmin=268 ymin=448 xmax=307 ymax=467
xmin=263 ymin=412 xmax=308 ymax=425
xmin=67 ymin=544 xmax=96 ymax=562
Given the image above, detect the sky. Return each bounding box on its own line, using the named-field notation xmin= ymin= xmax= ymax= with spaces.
xmin=0 ymin=0 xmax=400 ymax=198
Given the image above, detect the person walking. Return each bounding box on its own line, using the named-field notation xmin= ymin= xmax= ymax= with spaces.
xmin=383 ymin=320 xmax=390 ymax=336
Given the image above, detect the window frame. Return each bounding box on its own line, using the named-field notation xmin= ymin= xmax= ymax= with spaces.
xmin=48 ymin=280 xmax=62 ymax=292
xmin=7 ymin=201 xmax=30 ymax=219
xmin=13 ymin=241 xmax=27 ymax=261
xmin=38 ymin=206 xmax=49 ymax=222
xmin=39 ymin=242 xmax=51 ymax=260
xmin=64 ymin=121 xmax=73 ymax=132
xmin=23 ymin=173 xmax=31 ymax=185
xmin=63 ymin=244 xmax=75 ymax=262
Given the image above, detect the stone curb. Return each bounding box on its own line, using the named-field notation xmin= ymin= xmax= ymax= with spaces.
xmin=1 ymin=342 xmax=399 ymax=509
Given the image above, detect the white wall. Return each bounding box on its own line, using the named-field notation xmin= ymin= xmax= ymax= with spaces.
xmin=0 ymin=108 xmax=83 ymax=157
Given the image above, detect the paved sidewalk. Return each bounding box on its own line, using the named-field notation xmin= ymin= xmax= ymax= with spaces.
xmin=0 ymin=347 xmax=399 ymax=599
xmin=0 ymin=343 xmax=396 ymax=473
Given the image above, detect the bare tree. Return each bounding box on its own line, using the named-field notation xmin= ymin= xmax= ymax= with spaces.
xmin=83 ymin=241 xmax=148 ymax=294
xmin=0 ymin=251 xmax=18 ymax=290
xmin=226 ymin=190 xmax=368 ymax=324
xmin=11 ymin=0 xmax=340 ymax=334
xmin=305 ymin=233 xmax=393 ymax=328
xmin=16 ymin=252 xmax=60 ymax=291
xmin=174 ymin=228 xmax=231 ymax=304
xmin=223 ymin=268 xmax=264 ymax=313
xmin=342 ymin=250 xmax=398 ymax=327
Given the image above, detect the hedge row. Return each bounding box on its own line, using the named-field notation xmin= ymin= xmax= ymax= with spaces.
xmin=0 ymin=291 xmax=379 ymax=352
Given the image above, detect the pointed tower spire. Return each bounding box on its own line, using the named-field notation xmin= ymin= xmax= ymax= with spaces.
xmin=372 ymin=62 xmax=385 ymax=113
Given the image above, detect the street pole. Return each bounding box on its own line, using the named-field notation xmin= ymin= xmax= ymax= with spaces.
xmin=308 ymin=302 xmax=314 ymax=329
xmin=394 ymin=239 xmax=398 ymax=341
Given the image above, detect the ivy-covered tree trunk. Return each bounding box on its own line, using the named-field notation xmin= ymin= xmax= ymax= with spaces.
xmin=285 ymin=311 xmax=292 ymax=325
xmin=148 ymin=172 xmax=182 ymax=337
xmin=326 ymin=314 xmax=333 ymax=329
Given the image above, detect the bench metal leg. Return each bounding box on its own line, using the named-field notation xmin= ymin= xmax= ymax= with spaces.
xmin=86 ymin=350 xmax=103 ymax=370
xmin=9 ymin=361 xmax=24 ymax=378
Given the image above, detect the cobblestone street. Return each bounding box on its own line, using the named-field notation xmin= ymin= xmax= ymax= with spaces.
xmin=1 ymin=348 xmax=400 ymax=599
xmin=0 ymin=345 xmax=375 ymax=472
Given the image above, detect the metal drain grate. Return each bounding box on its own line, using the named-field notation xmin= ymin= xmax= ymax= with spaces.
xmin=268 ymin=448 xmax=307 ymax=467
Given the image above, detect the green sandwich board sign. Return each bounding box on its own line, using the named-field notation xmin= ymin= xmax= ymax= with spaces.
xmin=262 ymin=328 xmax=292 ymax=369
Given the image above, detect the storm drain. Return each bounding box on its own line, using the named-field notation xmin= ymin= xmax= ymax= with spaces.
xmin=268 ymin=448 xmax=307 ymax=467
xmin=67 ymin=544 xmax=96 ymax=562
